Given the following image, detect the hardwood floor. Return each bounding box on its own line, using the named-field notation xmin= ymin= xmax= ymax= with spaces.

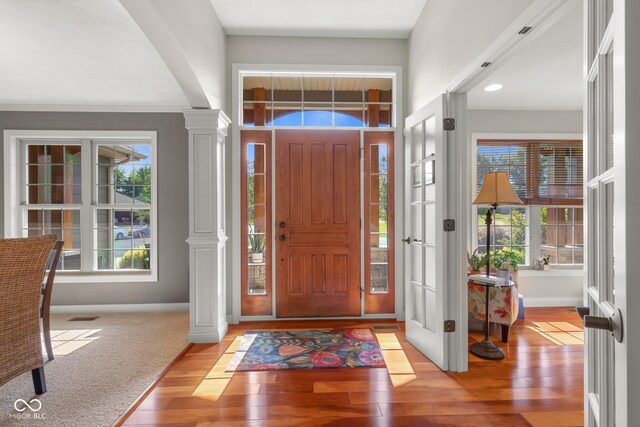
xmin=117 ymin=307 xmax=584 ymax=426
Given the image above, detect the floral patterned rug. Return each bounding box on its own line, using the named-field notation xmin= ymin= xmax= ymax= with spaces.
xmin=226 ymin=328 xmax=386 ymax=371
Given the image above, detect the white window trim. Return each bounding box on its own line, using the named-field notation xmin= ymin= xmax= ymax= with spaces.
xmin=471 ymin=132 xmax=584 ymax=270
xmin=3 ymin=129 xmax=158 ymax=283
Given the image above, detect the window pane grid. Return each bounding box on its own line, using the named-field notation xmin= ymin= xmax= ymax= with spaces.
xmin=22 ymin=208 xmax=81 ymax=270
xmin=243 ymin=74 xmax=394 ymax=128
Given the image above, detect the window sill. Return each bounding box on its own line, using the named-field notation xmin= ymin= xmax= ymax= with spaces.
xmin=518 ymin=269 xmax=584 ymax=278
xmin=53 ymin=271 xmax=158 ymax=284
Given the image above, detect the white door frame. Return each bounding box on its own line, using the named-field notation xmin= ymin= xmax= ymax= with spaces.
xmin=230 ymin=64 xmax=404 ymax=323
xmin=401 ymin=0 xmax=580 ymax=372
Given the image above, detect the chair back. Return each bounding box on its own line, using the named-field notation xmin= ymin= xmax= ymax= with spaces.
xmin=42 ymin=241 xmax=64 ymax=317
xmin=0 ymin=235 xmax=56 ymax=387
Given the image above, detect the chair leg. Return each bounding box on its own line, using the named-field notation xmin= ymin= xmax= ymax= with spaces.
xmin=43 ymin=313 xmax=54 ymax=362
xmin=32 ymin=367 xmax=47 ymax=395
xmin=501 ymin=324 xmax=510 ymax=343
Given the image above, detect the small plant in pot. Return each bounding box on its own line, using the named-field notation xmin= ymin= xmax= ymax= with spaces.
xmin=249 ymin=234 xmax=266 ymax=263
xmin=491 ymin=248 xmax=525 ymax=284
xmin=467 ymin=249 xmax=489 ymax=275
xmin=541 ymin=254 xmax=551 ymax=270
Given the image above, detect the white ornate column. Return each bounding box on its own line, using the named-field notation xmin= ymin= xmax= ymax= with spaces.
xmin=183 ymin=109 xmax=231 ymax=343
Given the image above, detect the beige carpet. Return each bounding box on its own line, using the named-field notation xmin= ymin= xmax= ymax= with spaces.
xmin=0 ymin=311 xmax=189 ymax=426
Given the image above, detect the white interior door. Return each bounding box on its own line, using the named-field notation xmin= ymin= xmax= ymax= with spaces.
xmin=403 ymin=94 xmax=450 ymax=370
xmin=583 ymin=0 xmax=627 ymax=425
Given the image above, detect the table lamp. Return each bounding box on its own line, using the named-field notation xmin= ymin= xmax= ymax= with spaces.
xmin=473 ymin=172 xmax=523 ymax=276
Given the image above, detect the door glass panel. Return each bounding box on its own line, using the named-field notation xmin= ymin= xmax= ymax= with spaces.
xmin=247 ymin=143 xmax=267 ymax=295
xmin=605 ymin=49 xmax=615 ymax=170
xmin=370 ymin=232 xmax=388 ymax=293
xmin=424 ymin=287 xmax=436 ymax=332
xmin=410 ymin=123 xmax=423 ymax=164
xmin=412 ymin=282 xmax=424 ymax=326
xmin=605 ymin=182 xmax=615 ymax=304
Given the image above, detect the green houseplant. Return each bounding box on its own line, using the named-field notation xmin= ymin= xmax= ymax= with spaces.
xmin=490 ymin=248 xmax=525 ymax=284
xmin=467 ymin=249 xmax=489 ymax=274
xmin=249 ymin=234 xmax=266 ymax=263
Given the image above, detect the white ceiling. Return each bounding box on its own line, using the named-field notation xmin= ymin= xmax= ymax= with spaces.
xmin=467 ymin=3 xmax=583 ymax=110
xmin=210 ymin=0 xmax=429 ymax=38
xmin=0 ymin=0 xmax=189 ymax=109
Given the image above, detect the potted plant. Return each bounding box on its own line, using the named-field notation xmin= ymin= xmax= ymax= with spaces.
xmin=541 ymin=254 xmax=551 ymax=271
xmin=249 ymin=234 xmax=266 ymax=263
xmin=467 ymin=249 xmax=489 ymax=275
xmin=491 ymin=248 xmax=525 ymax=284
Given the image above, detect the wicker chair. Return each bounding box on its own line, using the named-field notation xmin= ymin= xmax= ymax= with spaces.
xmin=0 ymin=235 xmax=56 ymax=394
xmin=42 ymin=241 xmax=63 ymax=362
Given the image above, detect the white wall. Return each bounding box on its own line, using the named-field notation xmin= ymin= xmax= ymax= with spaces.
xmin=408 ymin=0 xmax=533 ymax=114
xmin=469 ymin=109 xmax=584 ymax=306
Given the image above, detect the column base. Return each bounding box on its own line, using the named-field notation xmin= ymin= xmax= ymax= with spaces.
xmin=187 ymin=319 xmax=229 ymax=343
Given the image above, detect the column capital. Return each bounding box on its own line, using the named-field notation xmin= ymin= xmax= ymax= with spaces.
xmin=182 ymin=109 xmax=231 ymax=134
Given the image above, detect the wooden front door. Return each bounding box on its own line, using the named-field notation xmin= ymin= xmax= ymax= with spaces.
xmin=275 ymin=130 xmax=361 ymax=317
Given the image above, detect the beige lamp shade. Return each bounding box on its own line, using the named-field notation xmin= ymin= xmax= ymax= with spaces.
xmin=473 ymin=172 xmax=524 ymax=205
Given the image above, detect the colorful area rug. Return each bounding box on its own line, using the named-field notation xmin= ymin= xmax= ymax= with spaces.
xmin=226 ymin=328 xmax=386 ymax=371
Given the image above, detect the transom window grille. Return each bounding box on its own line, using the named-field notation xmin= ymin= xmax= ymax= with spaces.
xmin=241 ymin=74 xmax=395 ymax=128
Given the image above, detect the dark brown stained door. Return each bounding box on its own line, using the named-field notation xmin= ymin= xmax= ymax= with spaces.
xmin=276 ymin=130 xmax=361 ymax=317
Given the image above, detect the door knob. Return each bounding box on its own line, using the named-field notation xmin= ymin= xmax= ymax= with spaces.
xmin=279 ymin=234 xmax=286 ymax=241
xmin=402 ymin=237 xmax=411 ymax=244
xmin=579 ymin=307 xmax=623 ymax=343
xmin=279 ymin=221 xmax=286 ymax=229
xmin=413 ymin=238 xmax=422 ymax=243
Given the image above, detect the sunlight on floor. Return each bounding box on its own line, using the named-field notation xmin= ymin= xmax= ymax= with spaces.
xmin=192 ymin=335 xmax=243 ymax=401
xmin=49 ymin=329 xmax=101 ymax=356
xmin=375 ymin=332 xmax=417 ymax=387
xmin=528 ymin=321 xmax=584 ymax=345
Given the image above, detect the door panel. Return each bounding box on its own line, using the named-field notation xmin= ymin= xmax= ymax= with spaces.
xmin=275 ymin=130 xmax=361 ymax=317
xmin=404 ymin=95 xmax=448 ymax=370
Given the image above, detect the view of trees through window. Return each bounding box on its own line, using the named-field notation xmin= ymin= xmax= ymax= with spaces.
xmin=476 ymin=140 xmax=583 ymax=266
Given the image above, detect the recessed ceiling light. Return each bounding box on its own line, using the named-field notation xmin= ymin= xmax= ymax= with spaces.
xmin=484 ymin=84 xmax=503 ymax=92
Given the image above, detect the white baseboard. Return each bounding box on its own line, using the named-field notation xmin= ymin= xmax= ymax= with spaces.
xmin=523 ymin=297 xmax=582 ymax=308
xmin=51 ymin=303 xmax=189 ymax=314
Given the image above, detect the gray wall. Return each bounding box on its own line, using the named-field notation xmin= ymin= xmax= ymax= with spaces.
xmin=0 ymin=112 xmax=189 ymax=305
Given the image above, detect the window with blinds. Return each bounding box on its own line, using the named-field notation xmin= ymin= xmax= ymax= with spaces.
xmin=475 ymin=139 xmax=584 ymax=267
xmin=477 ymin=140 xmax=583 ymax=205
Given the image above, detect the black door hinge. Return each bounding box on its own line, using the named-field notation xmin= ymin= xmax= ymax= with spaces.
xmin=443 ymin=118 xmax=455 ymax=131
xmin=443 ymin=219 xmax=455 ymax=232
xmin=444 ymin=320 xmax=456 ymax=332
